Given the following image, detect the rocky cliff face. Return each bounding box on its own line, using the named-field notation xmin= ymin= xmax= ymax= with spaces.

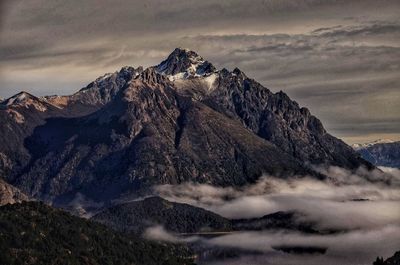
xmin=44 ymin=66 xmax=143 ymax=114
xmin=0 ymin=178 xmax=29 ymax=206
xmin=203 ymin=67 xmax=365 ymax=169
xmin=0 ymin=48 xmax=371 ymax=209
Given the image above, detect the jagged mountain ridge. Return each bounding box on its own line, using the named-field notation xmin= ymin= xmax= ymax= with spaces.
xmin=0 ymin=48 xmax=371 ymax=209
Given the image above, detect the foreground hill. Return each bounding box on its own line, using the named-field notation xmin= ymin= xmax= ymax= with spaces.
xmin=92 ymin=196 xmax=318 ymax=234
xmin=0 ymin=48 xmax=371 ymax=209
xmin=0 ymin=201 xmax=194 ymax=265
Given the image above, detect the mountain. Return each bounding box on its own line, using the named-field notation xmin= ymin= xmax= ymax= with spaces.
xmin=353 ymin=140 xmax=400 ymax=168
xmin=92 ymin=196 xmax=319 ymax=234
xmin=0 ymin=178 xmax=29 ymax=206
xmin=0 ymin=201 xmax=194 ymax=265
xmin=0 ymin=48 xmax=371 ymax=210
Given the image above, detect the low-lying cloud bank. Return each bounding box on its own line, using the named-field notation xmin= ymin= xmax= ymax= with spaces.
xmin=154 ymin=166 xmax=400 ymax=230
xmin=149 ymin=166 xmax=400 ymax=264
xmin=145 ymin=225 xmax=400 ymax=265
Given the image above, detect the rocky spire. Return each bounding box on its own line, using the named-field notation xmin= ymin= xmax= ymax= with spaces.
xmin=155 ymin=48 xmax=216 ymax=79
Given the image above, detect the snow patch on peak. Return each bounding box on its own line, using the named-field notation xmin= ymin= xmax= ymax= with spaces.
xmin=6 ymin=109 xmax=25 ymax=123
xmin=155 ymin=48 xmax=217 ymax=80
xmin=167 ymin=72 xmax=186 ymax=82
xmin=204 ymin=73 xmax=218 ymax=90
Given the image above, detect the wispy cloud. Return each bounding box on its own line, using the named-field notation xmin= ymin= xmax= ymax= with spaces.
xmin=154 ymin=166 xmax=400 ymax=229
xmin=148 ymin=166 xmax=400 ymax=264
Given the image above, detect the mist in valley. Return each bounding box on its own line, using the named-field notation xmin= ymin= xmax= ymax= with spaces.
xmin=146 ymin=166 xmax=400 ymax=264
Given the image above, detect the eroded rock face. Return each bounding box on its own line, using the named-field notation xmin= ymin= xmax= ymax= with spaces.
xmin=0 ymin=48 xmax=371 ymax=208
xmin=0 ymin=153 xmax=12 ymax=177
xmin=0 ymin=179 xmax=29 ymax=206
xmin=206 ymin=68 xmax=367 ymax=169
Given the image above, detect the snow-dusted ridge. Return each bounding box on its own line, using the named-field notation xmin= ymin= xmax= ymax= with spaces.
xmin=155 ymin=48 xmax=218 ymax=81
xmin=2 ymin=49 xmax=247 ymax=111
xmin=2 ymin=91 xmax=33 ymax=106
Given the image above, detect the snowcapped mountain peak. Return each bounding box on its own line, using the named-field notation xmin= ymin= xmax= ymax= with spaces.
xmin=155 ymin=48 xmax=216 ymax=81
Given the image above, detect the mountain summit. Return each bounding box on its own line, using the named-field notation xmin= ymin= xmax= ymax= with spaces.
xmin=0 ymin=48 xmax=371 ymax=211
xmin=155 ymin=48 xmax=216 ymax=79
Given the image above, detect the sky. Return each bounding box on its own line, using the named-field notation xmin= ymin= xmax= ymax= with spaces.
xmin=0 ymin=0 xmax=399 ymax=144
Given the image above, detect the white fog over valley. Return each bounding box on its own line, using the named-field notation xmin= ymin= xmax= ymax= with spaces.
xmin=149 ymin=166 xmax=400 ymax=264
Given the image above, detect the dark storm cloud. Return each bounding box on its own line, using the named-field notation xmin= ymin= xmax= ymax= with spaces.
xmin=1 ymin=0 xmax=399 ymax=143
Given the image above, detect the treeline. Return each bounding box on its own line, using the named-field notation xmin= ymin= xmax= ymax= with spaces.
xmin=0 ymin=201 xmax=194 ymax=265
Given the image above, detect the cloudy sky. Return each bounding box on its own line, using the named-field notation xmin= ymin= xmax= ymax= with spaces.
xmin=1 ymin=0 xmax=399 ymax=144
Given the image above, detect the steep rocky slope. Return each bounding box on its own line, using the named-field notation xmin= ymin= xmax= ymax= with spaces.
xmin=0 ymin=92 xmax=65 ymax=179
xmin=44 ymin=66 xmax=142 ymax=113
xmin=0 ymin=179 xmax=29 ymax=206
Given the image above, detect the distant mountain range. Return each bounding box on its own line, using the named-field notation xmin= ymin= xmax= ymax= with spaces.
xmin=0 ymin=48 xmax=371 ymax=211
xmin=353 ymin=140 xmax=400 ymax=168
